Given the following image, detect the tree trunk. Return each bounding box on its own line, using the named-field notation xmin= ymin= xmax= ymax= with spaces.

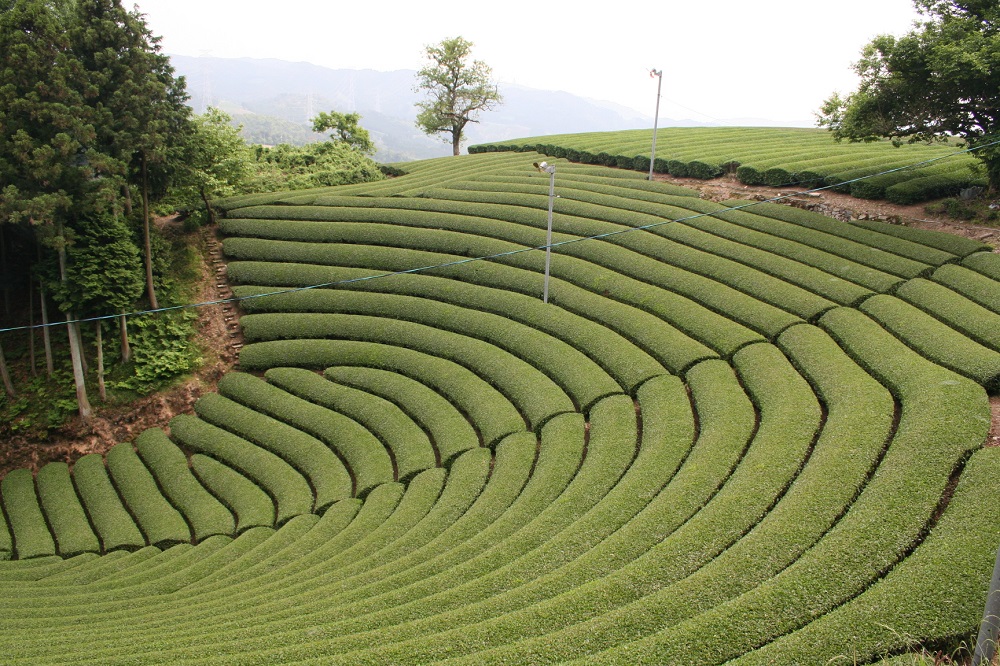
xmin=199 ymin=187 xmax=216 ymax=226
xmin=56 ymin=219 xmax=92 ymax=419
xmin=96 ymin=321 xmax=105 ymax=402
xmin=66 ymin=313 xmax=92 ymax=419
xmin=119 ymin=311 xmax=131 ymax=363
xmin=39 ymin=282 xmax=53 ymax=377
xmin=141 ymin=152 xmax=158 ymax=310
xmin=76 ymin=321 xmax=88 ymax=374
xmin=452 ymin=131 xmax=461 ymax=156
xmin=0 ymin=336 xmax=14 ymax=399
xmin=123 ymin=181 xmax=133 ymax=217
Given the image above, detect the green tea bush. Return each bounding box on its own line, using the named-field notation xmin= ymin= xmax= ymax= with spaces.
xmin=170 ymin=414 xmax=313 ymax=525
xmin=134 ymin=429 xmax=237 ymax=541
xmin=666 ymin=159 xmax=689 ymax=177
xmin=193 ymin=393 xmax=352 ymax=511
xmin=36 ymin=462 xmax=100 ymax=557
xmin=189 ymin=455 xmax=276 ymax=533
xmin=1 ymin=469 xmax=56 ymax=559
xmin=71 ymin=453 xmax=146 ymax=552
xmin=217 ymin=371 xmax=394 ymax=496
xmin=106 ymin=442 xmax=191 ymax=548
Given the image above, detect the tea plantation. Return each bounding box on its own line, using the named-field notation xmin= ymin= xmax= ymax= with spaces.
xmin=2 ymin=152 xmax=999 ymax=664
xmin=471 ymin=127 xmax=984 ymax=204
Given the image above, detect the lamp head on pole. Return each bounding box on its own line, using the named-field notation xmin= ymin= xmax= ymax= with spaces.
xmin=533 ymin=161 xmax=556 ymax=174
xmin=649 ymin=68 xmax=662 ymax=78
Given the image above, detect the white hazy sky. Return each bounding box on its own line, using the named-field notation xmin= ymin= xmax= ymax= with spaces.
xmin=132 ymin=0 xmax=923 ymax=124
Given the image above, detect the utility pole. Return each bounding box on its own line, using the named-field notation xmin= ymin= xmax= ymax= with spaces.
xmin=649 ymin=68 xmax=663 ymax=181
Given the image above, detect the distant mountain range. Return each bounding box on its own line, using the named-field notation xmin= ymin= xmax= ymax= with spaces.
xmin=168 ymin=55 xmax=806 ymax=162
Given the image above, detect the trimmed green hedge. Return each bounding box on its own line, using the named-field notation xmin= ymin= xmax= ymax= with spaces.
xmin=1 ymin=469 xmax=56 ymax=559
xmin=859 ymin=294 xmax=1000 ymax=393
xmin=169 ymin=414 xmax=313 ymax=526
xmin=134 ymin=429 xmax=236 ymax=541
xmin=189 ymin=455 xmax=276 ymax=534
xmin=71 ymin=453 xmax=146 ymax=552
xmin=106 ymin=442 xmax=191 ymax=548
xmin=193 ymin=392 xmax=352 ymax=511
xmin=216 ymin=371 xmax=394 ymax=496
xmin=251 ymin=368 xmax=435 ymax=484
xmin=36 ymin=462 xmax=100 ymax=557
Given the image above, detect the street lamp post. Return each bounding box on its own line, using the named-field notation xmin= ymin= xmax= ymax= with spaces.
xmin=534 ymin=161 xmax=557 ymax=303
xmin=649 ymin=68 xmax=663 ymax=181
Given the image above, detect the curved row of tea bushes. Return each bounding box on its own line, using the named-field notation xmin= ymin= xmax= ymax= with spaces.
xmin=468 ymin=128 xmax=980 ymax=203
xmin=238 ymin=315 xmax=580 ymax=424
xmin=168 ymin=414 xmax=313 ymax=525
xmin=312 ymin=367 xmax=480 ymax=461
xmin=216 ymin=371 xmax=395 ymax=494
xmin=1 ymin=469 xmax=57 ymax=559
xmin=933 ymin=262 xmax=1000 ymax=313
xmin=188 ymin=455 xmax=276 ymax=533
xmin=859 ymin=294 xmax=1000 ymax=392
xmin=105 ymin=442 xmax=191 ymax=549
xmin=35 ymin=462 xmax=100 ymax=557
xmin=192 ymin=392 xmax=353 ymax=511
xmin=895 ymin=278 xmax=1000 ymax=352
xmin=134 ymin=430 xmax=237 ymax=541
xmin=70 ymin=453 xmax=147 ymax=552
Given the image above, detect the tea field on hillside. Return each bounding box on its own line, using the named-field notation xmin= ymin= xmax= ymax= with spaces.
xmin=1 ymin=152 xmax=999 ymax=664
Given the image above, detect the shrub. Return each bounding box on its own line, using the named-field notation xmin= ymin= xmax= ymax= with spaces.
xmin=736 ymin=164 xmax=766 ymax=185
xmin=631 ymin=155 xmax=651 ymax=172
xmin=686 ymin=160 xmax=723 ymax=179
xmin=762 ymin=167 xmax=794 ymax=187
xmin=666 ymin=159 xmax=689 ymax=177
xmin=72 ymin=453 xmax=145 ymax=552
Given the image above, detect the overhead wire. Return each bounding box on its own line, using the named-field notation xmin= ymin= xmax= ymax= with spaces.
xmin=1 ymin=137 xmax=997 ymax=336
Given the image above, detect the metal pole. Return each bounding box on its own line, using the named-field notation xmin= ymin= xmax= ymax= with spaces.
xmin=973 ymin=541 xmax=1000 ymax=666
xmin=649 ymin=69 xmax=663 ymax=181
xmin=543 ymin=166 xmax=555 ymax=304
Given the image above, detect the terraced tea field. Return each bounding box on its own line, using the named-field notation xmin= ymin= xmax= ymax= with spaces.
xmin=471 ymin=127 xmax=984 ymax=204
xmin=2 ymin=152 xmax=1000 ymax=664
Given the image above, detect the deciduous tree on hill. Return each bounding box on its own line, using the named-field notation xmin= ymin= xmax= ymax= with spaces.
xmin=413 ymin=36 xmax=503 ymax=156
xmin=818 ymin=0 xmax=1000 ymax=191
xmin=311 ymin=110 xmax=376 ymax=155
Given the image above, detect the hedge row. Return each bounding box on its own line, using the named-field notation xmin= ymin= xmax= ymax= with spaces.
xmin=727 ymin=201 xmax=952 ymax=267
xmin=192 ymin=392 xmax=352 ymax=512
xmin=314 ymin=366 xmax=480 ymax=464
xmin=216 ymin=371 xmax=394 ymax=496
xmin=735 ymin=446 xmax=1000 ymax=664
xmin=467 ymin=130 xmax=977 ymax=203
xmin=576 ymin=307 xmax=988 ymax=664
xmin=188 ymin=455 xmax=276 ymax=533
xmin=251 ymin=368 xmax=436 ymax=484
xmin=134 ymin=429 xmax=237 ymax=541
xmin=963 ymin=250 xmax=1000 ymax=281
xmin=36 ymin=462 xmax=100 ymax=557
xmin=238 ymin=315 xmax=577 ymax=427
xmin=895 ymin=278 xmax=1000 ymax=353
xmin=169 ymin=414 xmax=312 ymax=525
xmin=1 ymin=469 xmax=56 ymax=559
xmin=70 ymin=453 xmax=146 ymax=552
xmin=105 ymin=442 xmax=190 ymax=548
xmin=933 ymin=262 xmax=1000 ymax=314
xmin=859 ymin=294 xmax=1000 ymax=392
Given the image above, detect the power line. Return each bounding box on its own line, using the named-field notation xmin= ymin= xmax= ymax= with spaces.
xmin=2 ymin=138 xmax=996 ymax=336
